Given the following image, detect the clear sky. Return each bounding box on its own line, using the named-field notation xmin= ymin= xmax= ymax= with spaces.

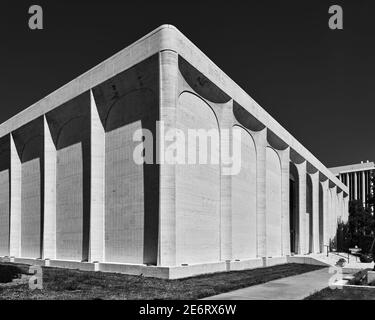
xmin=1 ymin=1 xmax=374 ymax=167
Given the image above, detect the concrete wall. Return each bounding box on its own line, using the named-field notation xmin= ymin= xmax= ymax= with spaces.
xmin=56 ymin=143 xmax=84 ymax=261
xmin=105 ymin=123 xmax=144 ymax=264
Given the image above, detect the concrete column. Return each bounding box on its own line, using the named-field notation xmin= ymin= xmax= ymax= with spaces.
xmin=279 ymin=147 xmax=290 ymax=256
xmin=217 ymin=101 xmax=234 ymax=262
xmin=310 ymin=172 xmax=320 ymax=253
xmin=43 ymin=116 xmax=57 ymax=260
xmin=89 ymin=91 xmax=105 ymax=263
xmin=253 ymin=129 xmax=267 ymax=258
xmin=347 ymin=173 xmax=351 ymax=199
xmin=9 ymin=134 xmax=21 ymax=258
xmin=320 ymin=180 xmax=329 ymax=249
xmin=346 ymin=173 xmax=350 ymax=187
xmin=295 ymin=161 xmax=307 ymax=254
xmin=354 ymin=172 xmax=358 ymax=200
xmin=362 ymin=171 xmax=366 ymax=207
xmin=158 ymin=50 xmax=178 ymax=267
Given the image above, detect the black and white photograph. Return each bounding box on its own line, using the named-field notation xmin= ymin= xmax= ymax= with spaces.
xmin=0 ymin=0 xmax=375 ymax=313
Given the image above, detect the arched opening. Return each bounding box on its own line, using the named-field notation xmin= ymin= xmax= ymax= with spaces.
xmin=266 ymin=147 xmax=282 ymax=257
xmin=289 ymin=163 xmax=299 ymax=254
xmin=231 ymin=126 xmax=257 ymax=260
xmin=175 ymin=92 xmax=220 ymax=265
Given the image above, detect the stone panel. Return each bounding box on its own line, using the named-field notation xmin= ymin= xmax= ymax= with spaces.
xmin=231 ymin=127 xmax=257 ymax=260
xmin=21 ymin=159 xmax=41 ymax=258
xmin=176 ymin=92 xmax=220 ymax=265
xmin=266 ymin=147 xmax=282 ymax=257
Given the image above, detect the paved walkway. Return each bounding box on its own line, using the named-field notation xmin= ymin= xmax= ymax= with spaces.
xmin=203 ymin=267 xmax=332 ymax=300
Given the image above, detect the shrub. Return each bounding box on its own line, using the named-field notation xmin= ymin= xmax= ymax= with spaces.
xmin=0 ymin=265 xmax=22 ymax=283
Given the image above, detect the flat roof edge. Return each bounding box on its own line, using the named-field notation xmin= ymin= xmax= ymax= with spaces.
xmin=0 ymin=24 xmax=180 ymax=137
xmin=0 ymin=24 xmax=347 ymax=192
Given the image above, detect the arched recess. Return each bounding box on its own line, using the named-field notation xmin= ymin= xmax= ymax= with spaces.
xmin=92 ymin=54 xmax=159 ymax=265
xmin=20 ymin=135 xmax=44 ymax=259
xmin=176 ymin=92 xmax=220 ymax=265
xmin=45 ymin=92 xmax=91 ymax=262
xmin=103 ymin=89 xmax=158 ymax=265
xmin=319 ymin=183 xmax=324 ymax=253
xmin=306 ymin=175 xmax=313 ymax=254
xmin=289 ymin=163 xmax=299 ymax=254
xmin=266 ymin=147 xmax=282 ymax=257
xmin=231 ymin=126 xmax=257 ymax=260
xmin=12 ymin=117 xmax=44 ymax=260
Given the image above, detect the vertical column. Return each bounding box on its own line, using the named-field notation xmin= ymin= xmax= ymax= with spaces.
xmin=296 ymin=161 xmax=307 ymax=254
xmin=310 ymin=172 xmax=320 ymax=253
xmin=354 ymin=172 xmax=358 ymax=200
xmin=43 ymin=116 xmax=57 ymax=260
xmin=253 ymin=129 xmax=267 ymax=258
xmin=158 ymin=50 xmax=178 ymax=267
xmin=9 ymin=134 xmax=21 ymax=258
xmin=321 ymin=180 xmax=329 ymax=249
xmin=347 ymin=173 xmax=351 ymax=200
xmin=280 ymin=148 xmax=290 ymax=256
xmin=218 ymin=102 xmax=233 ymax=262
xmin=330 ymin=186 xmax=337 ymax=244
xmin=89 ymin=91 xmax=105 ymax=263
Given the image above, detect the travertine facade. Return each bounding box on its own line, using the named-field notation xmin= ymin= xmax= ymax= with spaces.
xmin=0 ymin=26 xmax=348 ymax=278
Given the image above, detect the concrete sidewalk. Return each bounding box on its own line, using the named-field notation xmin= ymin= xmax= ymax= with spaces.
xmin=203 ymin=267 xmax=332 ymax=300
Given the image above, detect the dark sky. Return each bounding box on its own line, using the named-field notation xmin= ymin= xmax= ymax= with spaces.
xmin=1 ymin=1 xmax=374 ymax=167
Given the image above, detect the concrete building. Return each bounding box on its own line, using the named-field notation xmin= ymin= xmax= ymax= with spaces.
xmin=0 ymin=25 xmax=348 ymax=279
xmin=330 ymin=162 xmax=375 ymax=210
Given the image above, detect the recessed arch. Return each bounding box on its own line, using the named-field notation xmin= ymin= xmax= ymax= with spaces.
xmin=231 ymin=125 xmax=257 ymax=260
xmin=266 ymin=147 xmax=282 ymax=257
xmin=104 ymin=88 xmax=156 ymax=132
xmin=178 ymin=57 xmax=231 ymax=104
xmin=176 ymin=92 xmax=221 ymax=265
xmin=289 ymin=162 xmax=299 ymax=254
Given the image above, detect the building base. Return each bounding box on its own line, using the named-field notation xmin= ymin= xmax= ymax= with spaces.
xmin=0 ymin=255 xmax=325 ymax=279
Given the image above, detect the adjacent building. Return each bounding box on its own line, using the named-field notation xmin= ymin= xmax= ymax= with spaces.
xmin=0 ymin=25 xmax=348 ymax=279
xmin=330 ymin=161 xmax=375 ymax=210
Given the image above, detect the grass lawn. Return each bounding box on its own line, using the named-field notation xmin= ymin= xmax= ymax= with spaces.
xmin=306 ymin=286 xmax=375 ymax=300
xmin=0 ymin=263 xmax=325 ymax=300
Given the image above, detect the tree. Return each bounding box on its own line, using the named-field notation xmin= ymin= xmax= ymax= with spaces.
xmin=340 ymin=200 xmax=375 ymax=253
